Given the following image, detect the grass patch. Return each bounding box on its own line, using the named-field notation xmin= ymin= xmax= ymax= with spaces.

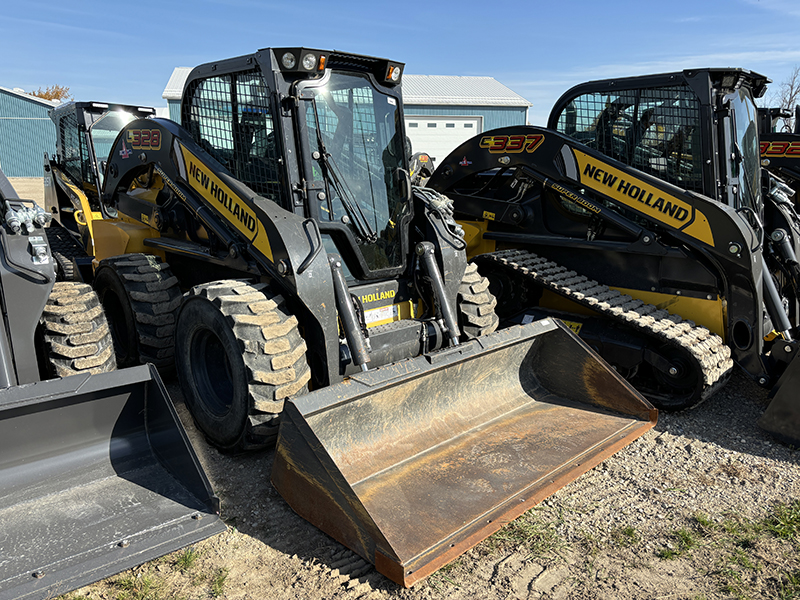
xmin=113 ymin=572 xmax=165 ymax=600
xmin=488 ymin=509 xmax=565 ymax=559
xmin=426 ymin=560 xmax=462 ymax=591
xmin=694 ymin=512 xmax=715 ymax=530
xmin=779 ymin=569 xmax=800 ymax=600
xmin=658 ymin=528 xmax=699 ymax=560
xmin=210 ymin=567 xmax=228 ymax=598
xmin=174 ymin=546 xmax=200 ymax=573
xmin=766 ymin=500 xmax=800 ymax=545
xmin=727 ymin=548 xmax=759 ymax=571
xmin=690 ymin=502 xmax=800 ymax=598
xmin=612 ymin=525 xmax=640 ymax=548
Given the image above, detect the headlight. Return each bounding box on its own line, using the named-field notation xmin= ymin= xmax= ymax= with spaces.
xmin=390 ymin=66 xmax=401 ymax=82
xmin=282 ymin=52 xmax=297 ymax=69
xmin=302 ymin=53 xmax=317 ymax=71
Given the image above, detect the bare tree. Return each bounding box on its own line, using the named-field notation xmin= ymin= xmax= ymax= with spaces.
xmin=29 ymin=85 xmax=72 ymax=102
xmin=772 ymin=66 xmax=800 ymax=132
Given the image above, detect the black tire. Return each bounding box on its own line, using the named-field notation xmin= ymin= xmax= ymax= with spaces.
xmin=175 ymin=280 xmax=311 ymax=452
xmin=39 ymin=281 xmax=117 ymax=377
xmin=458 ymin=262 xmax=499 ymax=339
xmin=93 ymin=254 xmax=181 ymax=370
xmin=45 ymin=226 xmax=86 ymax=282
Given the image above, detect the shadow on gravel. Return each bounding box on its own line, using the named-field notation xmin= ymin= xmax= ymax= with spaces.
xmin=652 ymin=369 xmax=798 ymax=463
xmin=163 ymin=378 xmax=401 ymax=594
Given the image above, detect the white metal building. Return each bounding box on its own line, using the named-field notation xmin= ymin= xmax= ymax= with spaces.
xmin=401 ymin=75 xmax=531 ymax=164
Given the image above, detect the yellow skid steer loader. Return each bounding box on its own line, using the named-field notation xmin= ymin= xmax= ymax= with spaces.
xmin=427 ymin=68 xmax=800 ymax=446
xmin=45 ymin=47 xmax=656 ymax=586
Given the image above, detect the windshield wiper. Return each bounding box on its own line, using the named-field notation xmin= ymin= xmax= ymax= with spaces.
xmin=310 ymin=99 xmax=377 ymax=243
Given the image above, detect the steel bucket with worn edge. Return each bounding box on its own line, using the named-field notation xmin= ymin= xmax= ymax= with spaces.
xmin=0 ymin=364 xmax=226 ymax=600
xmin=272 ymin=318 xmax=657 ymax=586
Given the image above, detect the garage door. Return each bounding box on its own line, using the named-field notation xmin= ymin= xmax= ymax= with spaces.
xmin=404 ymin=116 xmax=483 ymax=167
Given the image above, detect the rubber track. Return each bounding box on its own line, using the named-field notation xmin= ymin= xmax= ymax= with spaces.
xmin=483 ymin=249 xmax=734 ymax=407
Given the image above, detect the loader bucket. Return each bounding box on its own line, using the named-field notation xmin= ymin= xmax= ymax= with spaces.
xmin=272 ymin=319 xmax=657 ymax=587
xmin=759 ymin=352 xmax=800 ymax=446
xmin=0 ymin=365 xmax=225 ymax=600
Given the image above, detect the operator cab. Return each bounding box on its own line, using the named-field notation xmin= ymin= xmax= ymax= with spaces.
xmin=180 ymin=47 xmax=412 ymax=281
xmin=549 ymin=68 xmax=770 ymax=213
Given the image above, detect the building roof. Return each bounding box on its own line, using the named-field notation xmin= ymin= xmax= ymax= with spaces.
xmin=160 ymin=68 xmax=532 ymax=109
xmin=402 ymin=75 xmax=531 ymax=108
xmin=162 ymin=67 xmax=193 ymax=100
xmin=0 ymin=86 xmax=58 ymax=107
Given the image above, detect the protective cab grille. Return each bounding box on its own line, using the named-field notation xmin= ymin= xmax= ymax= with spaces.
xmin=182 ymin=69 xmax=285 ymax=206
xmin=57 ymin=111 xmax=93 ymax=187
xmin=555 ymin=85 xmax=703 ymax=194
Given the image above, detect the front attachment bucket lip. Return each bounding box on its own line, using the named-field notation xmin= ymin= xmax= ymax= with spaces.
xmin=0 ymin=365 xmax=227 ymax=600
xmin=760 ymin=346 xmax=800 ymax=446
xmin=273 ymin=319 xmax=657 ymax=587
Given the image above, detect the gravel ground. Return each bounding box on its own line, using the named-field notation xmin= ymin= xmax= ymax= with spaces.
xmin=7 ymin=177 xmax=44 ymax=205
xmin=62 ymin=368 xmax=799 ymax=600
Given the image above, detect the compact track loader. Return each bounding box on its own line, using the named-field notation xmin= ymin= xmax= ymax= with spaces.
xmin=0 ymin=169 xmax=224 ymax=600
xmin=68 ymin=47 xmax=656 ymax=585
xmin=427 ymin=68 xmax=800 ymax=443
xmin=44 ymin=102 xmax=158 ymax=282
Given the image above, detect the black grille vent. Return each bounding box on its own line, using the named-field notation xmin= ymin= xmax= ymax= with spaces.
xmin=327 ymin=52 xmax=381 ymax=72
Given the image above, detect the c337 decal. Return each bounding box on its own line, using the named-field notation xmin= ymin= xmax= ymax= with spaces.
xmin=127 ymin=129 xmax=162 ymax=150
xmin=179 ymin=143 xmax=273 ymax=261
xmin=480 ymin=133 xmax=544 ymax=154
xmin=572 ymin=149 xmax=714 ymax=246
xmin=760 ymin=140 xmax=800 ymax=157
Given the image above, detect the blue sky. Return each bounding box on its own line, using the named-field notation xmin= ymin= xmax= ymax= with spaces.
xmin=3 ymin=0 xmax=800 ymax=125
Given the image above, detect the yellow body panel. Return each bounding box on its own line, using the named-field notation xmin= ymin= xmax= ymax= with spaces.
xmin=539 ymin=287 xmax=726 ymax=340
xmin=572 ymin=149 xmax=715 ymax=246
xmin=53 ymin=170 xmax=102 ymax=253
xmin=179 ymin=143 xmax=274 ymax=262
xmin=91 ymin=220 xmax=164 ymax=264
xmin=459 ymin=220 xmax=496 ymax=260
